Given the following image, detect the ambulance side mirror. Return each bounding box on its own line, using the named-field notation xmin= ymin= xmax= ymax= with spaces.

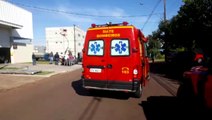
xmin=146 ymin=37 xmax=149 ymax=41
xmin=82 ymin=48 xmax=85 ymax=53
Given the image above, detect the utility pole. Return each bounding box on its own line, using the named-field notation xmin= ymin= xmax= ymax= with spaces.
xmin=164 ymin=0 xmax=166 ymax=21
xmin=73 ymin=24 xmax=76 ymax=57
xmin=163 ymin=0 xmax=168 ymax=63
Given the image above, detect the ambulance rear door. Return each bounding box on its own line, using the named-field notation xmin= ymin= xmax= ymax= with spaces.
xmin=106 ymin=38 xmax=134 ymax=90
xmin=84 ymin=39 xmax=107 ymax=85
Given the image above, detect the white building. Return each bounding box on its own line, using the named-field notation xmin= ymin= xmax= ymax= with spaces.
xmin=45 ymin=26 xmax=85 ymax=58
xmin=0 ymin=0 xmax=33 ymax=63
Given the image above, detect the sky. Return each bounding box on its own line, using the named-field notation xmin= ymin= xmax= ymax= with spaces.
xmin=8 ymin=0 xmax=184 ymax=46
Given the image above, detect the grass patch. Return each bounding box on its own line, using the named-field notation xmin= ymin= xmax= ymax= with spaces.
xmin=0 ymin=67 xmax=20 ymax=70
xmin=36 ymin=60 xmax=50 ymax=64
xmin=155 ymin=59 xmax=165 ymax=62
xmin=21 ymin=60 xmax=50 ymax=65
xmin=36 ymin=71 xmax=54 ymax=75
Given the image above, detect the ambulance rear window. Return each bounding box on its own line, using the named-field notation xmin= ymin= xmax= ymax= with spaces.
xmin=111 ymin=39 xmax=129 ymax=56
xmin=87 ymin=40 xmax=104 ymax=56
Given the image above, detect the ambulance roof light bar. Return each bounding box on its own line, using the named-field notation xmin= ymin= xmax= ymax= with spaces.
xmin=91 ymin=21 xmax=129 ymax=28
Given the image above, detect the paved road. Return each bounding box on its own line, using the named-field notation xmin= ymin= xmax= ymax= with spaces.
xmin=0 ymin=62 xmax=209 ymax=120
xmin=0 ymin=67 xmax=186 ymax=120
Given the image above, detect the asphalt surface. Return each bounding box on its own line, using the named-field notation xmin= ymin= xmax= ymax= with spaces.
xmin=0 ymin=63 xmax=82 ymax=92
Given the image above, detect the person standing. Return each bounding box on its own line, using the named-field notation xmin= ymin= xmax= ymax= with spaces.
xmin=49 ymin=52 xmax=54 ymax=64
xmin=64 ymin=54 xmax=69 ymax=66
xmin=32 ymin=53 xmax=36 ymax=65
xmin=54 ymin=52 xmax=60 ymax=65
xmin=68 ymin=51 xmax=75 ymax=66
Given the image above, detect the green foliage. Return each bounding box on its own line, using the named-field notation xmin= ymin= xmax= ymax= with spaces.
xmin=0 ymin=67 xmax=20 ymax=70
xmin=152 ymin=0 xmax=212 ymax=59
xmin=36 ymin=60 xmax=49 ymax=64
xmin=147 ymin=35 xmax=163 ymax=59
xmin=156 ymin=53 xmax=165 ymax=59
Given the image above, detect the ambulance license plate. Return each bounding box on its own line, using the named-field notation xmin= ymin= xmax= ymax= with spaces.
xmin=90 ymin=68 xmax=102 ymax=73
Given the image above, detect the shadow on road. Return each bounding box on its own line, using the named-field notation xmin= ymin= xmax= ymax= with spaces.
xmin=141 ymin=96 xmax=209 ymax=120
xmin=71 ymin=79 xmax=130 ymax=100
xmin=78 ymin=97 xmax=102 ymax=120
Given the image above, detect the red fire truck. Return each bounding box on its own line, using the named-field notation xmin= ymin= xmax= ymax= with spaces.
xmin=178 ymin=65 xmax=212 ymax=111
xmin=81 ymin=22 xmax=150 ymax=98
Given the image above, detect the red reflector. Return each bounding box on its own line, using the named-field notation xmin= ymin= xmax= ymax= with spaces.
xmin=123 ymin=21 xmax=128 ymax=26
xmin=91 ymin=24 xmax=96 ymax=28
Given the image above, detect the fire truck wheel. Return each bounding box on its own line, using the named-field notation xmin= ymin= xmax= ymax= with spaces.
xmin=134 ymin=85 xmax=142 ymax=98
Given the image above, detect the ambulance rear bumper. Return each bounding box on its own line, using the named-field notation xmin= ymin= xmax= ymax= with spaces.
xmin=82 ymin=78 xmax=140 ymax=92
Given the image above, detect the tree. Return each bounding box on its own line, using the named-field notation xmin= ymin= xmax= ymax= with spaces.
xmin=147 ymin=34 xmax=163 ymax=59
xmin=152 ymin=0 xmax=212 ymax=60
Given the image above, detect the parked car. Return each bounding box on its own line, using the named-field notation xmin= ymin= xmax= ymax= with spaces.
xmin=34 ymin=52 xmax=44 ymax=61
xmin=43 ymin=53 xmax=50 ymax=61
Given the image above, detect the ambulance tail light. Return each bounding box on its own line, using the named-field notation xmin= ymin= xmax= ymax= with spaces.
xmin=133 ymin=69 xmax=138 ymax=78
xmin=91 ymin=24 xmax=96 ymax=28
xmin=122 ymin=21 xmax=128 ymax=26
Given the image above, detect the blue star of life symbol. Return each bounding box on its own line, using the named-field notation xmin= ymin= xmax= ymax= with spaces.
xmin=115 ymin=41 xmax=127 ymax=54
xmin=90 ymin=42 xmax=101 ymax=54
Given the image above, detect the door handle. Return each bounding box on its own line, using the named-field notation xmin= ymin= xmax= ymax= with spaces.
xmin=107 ymin=64 xmax=112 ymax=69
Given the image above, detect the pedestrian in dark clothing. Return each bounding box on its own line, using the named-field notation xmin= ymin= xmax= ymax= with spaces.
xmin=77 ymin=52 xmax=80 ymax=62
xmin=54 ymin=52 xmax=60 ymax=65
xmin=32 ymin=53 xmax=36 ymax=65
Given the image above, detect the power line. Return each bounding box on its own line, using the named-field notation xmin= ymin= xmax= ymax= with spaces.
xmin=9 ymin=1 xmax=161 ymax=18
xmin=141 ymin=0 xmax=162 ymax=30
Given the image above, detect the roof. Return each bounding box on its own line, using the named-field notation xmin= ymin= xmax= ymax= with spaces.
xmin=0 ymin=20 xmax=23 ymax=29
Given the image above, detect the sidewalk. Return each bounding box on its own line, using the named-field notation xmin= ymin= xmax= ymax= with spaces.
xmin=0 ymin=63 xmax=82 ymax=92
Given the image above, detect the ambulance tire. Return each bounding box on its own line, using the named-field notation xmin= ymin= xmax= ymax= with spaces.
xmin=134 ymin=84 xmax=142 ymax=98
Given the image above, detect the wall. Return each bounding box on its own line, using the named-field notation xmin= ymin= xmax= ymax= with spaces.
xmin=0 ymin=1 xmax=33 ymax=63
xmin=10 ymin=44 xmax=33 ymax=63
xmin=0 ymin=27 xmax=10 ymax=48
xmin=0 ymin=1 xmax=33 ymax=39
xmin=46 ymin=26 xmax=85 ymax=57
